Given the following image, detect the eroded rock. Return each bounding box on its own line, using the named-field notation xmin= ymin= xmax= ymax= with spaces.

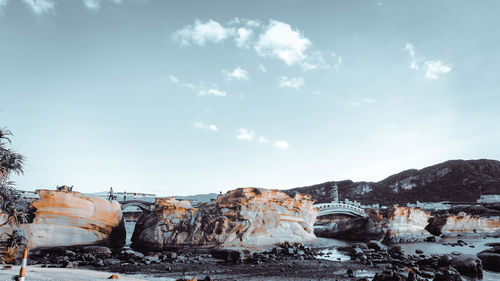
xmin=1 ymin=189 xmax=125 ymax=250
xmin=132 ymin=188 xmax=317 ymax=250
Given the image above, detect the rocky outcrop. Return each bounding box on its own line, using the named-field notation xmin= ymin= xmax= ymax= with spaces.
xmin=384 ymin=206 xmax=432 ymax=242
xmin=1 ymin=189 xmax=125 ymax=249
xmin=314 ymin=216 xmax=385 ymax=241
xmin=439 ymin=212 xmax=500 ymax=235
xmin=132 ymin=188 xmax=317 ymax=251
xmin=316 ymin=205 xmax=500 ymax=243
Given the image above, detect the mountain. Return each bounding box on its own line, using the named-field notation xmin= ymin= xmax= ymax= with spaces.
xmin=284 ymin=159 xmax=500 ymax=205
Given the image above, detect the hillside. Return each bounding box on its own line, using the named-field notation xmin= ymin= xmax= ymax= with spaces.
xmin=284 ymin=159 xmax=500 ymax=205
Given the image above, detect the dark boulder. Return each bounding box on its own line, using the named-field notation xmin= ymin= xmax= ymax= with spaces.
xmin=368 ymin=240 xmax=388 ymax=251
xmin=433 ymin=266 xmax=462 ymax=281
xmin=315 ymin=217 xmax=385 ymax=241
xmin=450 ymin=254 xmax=482 ymax=278
xmin=477 ymin=252 xmax=500 ymax=272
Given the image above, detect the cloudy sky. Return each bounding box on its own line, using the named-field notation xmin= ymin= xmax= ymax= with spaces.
xmin=1 ymin=0 xmax=500 ymax=195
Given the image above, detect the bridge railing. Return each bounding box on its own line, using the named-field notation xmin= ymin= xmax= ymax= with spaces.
xmin=314 ymin=202 xmax=365 ymax=213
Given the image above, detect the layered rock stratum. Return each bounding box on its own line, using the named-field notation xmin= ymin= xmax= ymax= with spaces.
xmin=132 ymin=187 xmax=317 ymax=250
xmin=315 ymin=206 xmax=500 ymax=242
xmin=0 ymin=189 xmax=125 ymax=249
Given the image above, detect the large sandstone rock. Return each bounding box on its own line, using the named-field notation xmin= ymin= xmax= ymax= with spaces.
xmin=131 ymin=188 xmax=317 ymax=250
xmin=1 ymin=189 xmax=126 ymax=249
xmin=384 ymin=206 xmax=433 ymax=243
xmin=439 ymin=212 xmax=500 ymax=236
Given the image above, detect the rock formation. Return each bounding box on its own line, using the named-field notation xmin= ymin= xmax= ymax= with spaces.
xmin=132 ymin=188 xmax=317 ymax=251
xmin=0 ymin=189 xmax=125 ymax=249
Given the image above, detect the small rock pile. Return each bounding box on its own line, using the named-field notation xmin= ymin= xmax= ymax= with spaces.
xmin=344 ymin=240 xmax=483 ymax=281
xmin=210 ymin=242 xmax=316 ymax=263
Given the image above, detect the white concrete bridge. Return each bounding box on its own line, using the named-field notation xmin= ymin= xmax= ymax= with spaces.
xmin=314 ymin=202 xmax=367 ymax=218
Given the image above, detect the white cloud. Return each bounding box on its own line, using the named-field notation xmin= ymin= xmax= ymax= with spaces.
xmin=172 ymin=19 xmax=234 ymax=46
xmin=274 ymin=140 xmax=289 ymax=149
xmin=258 ymin=137 xmax=268 ymax=143
xmin=331 ymin=52 xmax=343 ymax=70
xmin=279 ymin=76 xmax=304 ymax=89
xmin=258 ymin=64 xmax=267 ymax=73
xmin=22 ymin=0 xmax=55 ymax=15
xmin=0 ymin=0 xmax=8 ymax=13
xmin=168 ymin=74 xmax=179 ymax=84
xmin=255 ymin=20 xmax=312 ymax=66
xmin=235 ymin=27 xmax=253 ymax=48
xmin=192 ymin=122 xmax=218 ymax=132
xmin=424 ymin=60 xmax=451 ymax=80
xmin=223 ymin=67 xmax=249 ymax=81
xmin=198 ymin=88 xmax=227 ymax=97
xmin=236 ymin=128 xmax=255 ymax=140
xmin=83 ymin=0 xmax=122 ymax=10
xmin=403 ymin=43 xmax=451 ymax=80
xmin=404 ymin=43 xmax=418 ymax=70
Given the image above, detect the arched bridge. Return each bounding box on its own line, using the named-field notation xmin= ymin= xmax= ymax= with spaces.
xmin=314 ymin=202 xmax=367 ymax=218
xmin=119 ymin=200 xmax=155 ymax=211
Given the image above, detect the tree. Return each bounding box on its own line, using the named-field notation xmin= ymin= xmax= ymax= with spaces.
xmin=0 ymin=128 xmax=28 ymax=225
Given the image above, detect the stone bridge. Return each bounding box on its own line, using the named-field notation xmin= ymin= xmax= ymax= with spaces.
xmin=313 ymin=202 xmax=367 ymax=218
xmin=119 ymin=200 xmax=155 ymax=211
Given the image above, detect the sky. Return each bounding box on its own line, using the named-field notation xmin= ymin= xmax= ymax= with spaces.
xmin=1 ymin=0 xmax=500 ymax=196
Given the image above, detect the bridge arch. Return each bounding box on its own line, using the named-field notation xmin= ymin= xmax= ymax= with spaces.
xmin=314 ymin=202 xmax=367 ymax=218
xmin=119 ymin=200 xmax=154 ymax=212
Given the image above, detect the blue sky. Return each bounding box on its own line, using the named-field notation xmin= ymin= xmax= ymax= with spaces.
xmin=1 ymin=0 xmax=500 ymax=195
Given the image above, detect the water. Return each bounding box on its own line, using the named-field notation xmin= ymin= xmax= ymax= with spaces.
xmin=315 ymin=236 xmax=500 ymax=281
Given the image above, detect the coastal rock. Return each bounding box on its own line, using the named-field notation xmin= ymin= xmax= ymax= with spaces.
xmin=132 ymin=188 xmax=317 ymax=250
xmin=314 ymin=216 xmax=385 ymax=241
xmin=367 ymin=240 xmax=387 ymax=251
xmin=450 ymin=254 xmax=483 ymax=278
xmin=477 ymin=246 xmax=500 ymax=272
xmin=384 ymin=207 xmax=432 ymax=243
xmin=439 ymin=213 xmax=500 ymax=236
xmin=1 ymin=189 xmax=125 ymax=249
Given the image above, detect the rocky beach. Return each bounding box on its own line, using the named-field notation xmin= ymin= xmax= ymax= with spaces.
xmin=0 ymin=181 xmax=499 ymax=281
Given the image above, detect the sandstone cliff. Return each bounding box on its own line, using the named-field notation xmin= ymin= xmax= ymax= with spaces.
xmin=316 ymin=206 xmax=500 ymax=242
xmin=132 ymin=188 xmax=317 ymax=251
xmin=0 ymin=189 xmax=125 ymax=249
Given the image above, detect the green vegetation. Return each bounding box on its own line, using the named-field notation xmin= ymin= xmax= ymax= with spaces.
xmin=0 ymin=128 xmax=29 ymax=263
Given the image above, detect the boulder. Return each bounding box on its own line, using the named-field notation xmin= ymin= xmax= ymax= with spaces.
xmin=132 ymin=188 xmax=317 ymax=250
xmin=367 ymin=240 xmax=388 ymax=251
xmin=82 ymin=246 xmax=112 ymax=257
xmin=372 ymin=271 xmax=407 ymax=281
xmin=352 ymin=243 xmax=369 ymax=250
xmin=450 ymin=254 xmax=482 ymax=278
xmin=388 ymin=245 xmax=406 ymax=256
xmin=432 ymin=266 xmax=462 ymax=281
xmin=477 ymin=252 xmax=500 ymax=272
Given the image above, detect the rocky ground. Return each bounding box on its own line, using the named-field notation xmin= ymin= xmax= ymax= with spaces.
xmin=6 ymin=238 xmax=497 ymax=281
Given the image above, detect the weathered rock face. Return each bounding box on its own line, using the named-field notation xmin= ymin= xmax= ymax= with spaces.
xmin=4 ymin=190 xmax=126 ymax=249
xmin=439 ymin=212 xmax=500 ymax=235
xmin=132 ymin=188 xmax=317 ymax=251
xmin=384 ymin=206 xmax=432 ymax=243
